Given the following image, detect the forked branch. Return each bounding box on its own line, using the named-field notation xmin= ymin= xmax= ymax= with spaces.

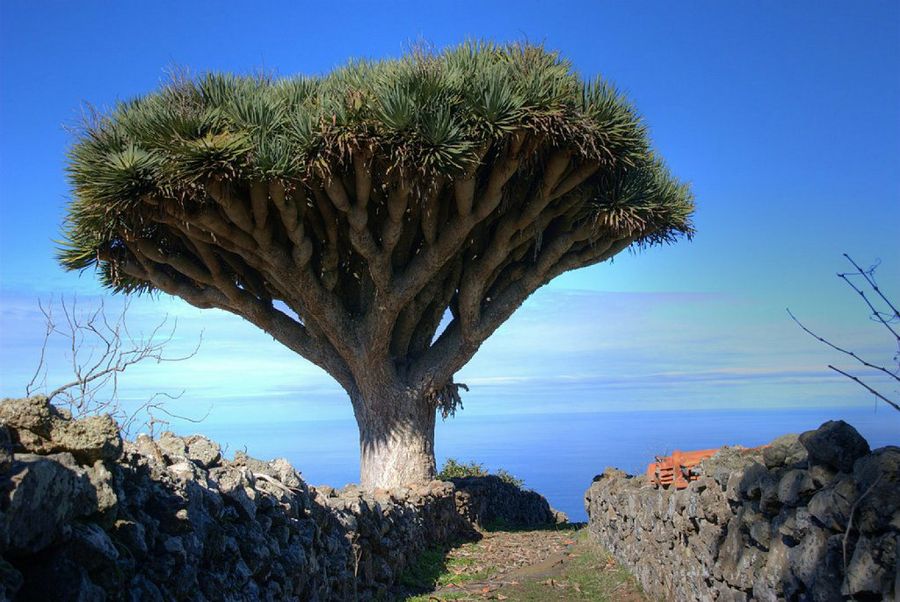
xmin=788 ymin=254 xmax=899 ymax=413
xmin=27 ymin=296 xmax=208 ymax=435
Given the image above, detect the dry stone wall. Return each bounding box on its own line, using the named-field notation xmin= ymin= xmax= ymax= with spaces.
xmin=450 ymin=474 xmax=566 ymax=529
xmin=585 ymin=421 xmax=898 ymax=601
xmin=0 ymin=397 xmax=557 ymax=601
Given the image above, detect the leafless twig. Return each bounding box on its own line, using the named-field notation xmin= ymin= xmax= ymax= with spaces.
xmin=25 ymin=298 xmax=54 ymax=396
xmin=788 ymin=255 xmax=899 ymax=413
xmin=788 ymin=309 xmax=900 ymax=385
xmin=840 ymin=254 xmax=900 ymax=341
xmin=26 ymin=295 xmax=207 ymax=436
xmin=843 ymin=474 xmax=882 ymax=600
xmin=828 ymin=366 xmax=900 ymax=412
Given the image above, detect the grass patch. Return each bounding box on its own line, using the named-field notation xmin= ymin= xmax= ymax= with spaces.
xmin=399 ymin=541 xmax=496 ymax=592
xmin=397 ymin=528 xmax=643 ymax=601
xmin=506 ymin=530 xmax=644 ymax=601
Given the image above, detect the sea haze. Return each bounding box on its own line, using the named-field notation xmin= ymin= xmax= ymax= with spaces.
xmin=195 ymin=406 xmax=899 ymax=522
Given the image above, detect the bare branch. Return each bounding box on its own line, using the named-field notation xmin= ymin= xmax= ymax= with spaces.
xmin=838 ymin=255 xmax=900 ymax=342
xmin=789 ymin=255 xmax=899 ymax=413
xmin=787 ymin=309 xmax=900 ymax=384
xmin=26 ymin=298 xmax=54 ymax=396
xmin=842 ymin=253 xmax=900 ymax=323
xmin=829 ymin=365 xmax=900 ymax=412
xmin=843 ymin=474 xmax=883 ymax=578
xmin=27 ymin=296 xmax=207 ymax=436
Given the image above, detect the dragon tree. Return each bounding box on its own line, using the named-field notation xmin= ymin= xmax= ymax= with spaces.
xmin=60 ymin=43 xmax=694 ymax=488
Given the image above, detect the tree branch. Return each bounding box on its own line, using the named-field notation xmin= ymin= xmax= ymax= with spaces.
xmin=839 ymin=254 xmax=900 ymax=341
xmin=829 ymin=365 xmax=900 ymax=412
xmin=787 ymin=309 xmax=900 ymax=384
xmin=411 ymin=233 xmax=633 ymax=391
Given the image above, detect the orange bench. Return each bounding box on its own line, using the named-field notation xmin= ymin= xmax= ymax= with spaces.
xmin=645 ymin=448 xmax=720 ymax=489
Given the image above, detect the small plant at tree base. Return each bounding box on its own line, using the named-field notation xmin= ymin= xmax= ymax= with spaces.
xmin=60 ymin=42 xmax=693 ymax=488
xmin=437 ymin=458 xmax=490 ymax=480
xmin=437 ymin=458 xmax=525 ymax=488
xmin=789 ymin=254 xmax=899 ymax=412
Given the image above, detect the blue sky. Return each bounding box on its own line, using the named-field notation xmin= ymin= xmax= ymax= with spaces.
xmin=1 ymin=1 xmax=899 ymax=436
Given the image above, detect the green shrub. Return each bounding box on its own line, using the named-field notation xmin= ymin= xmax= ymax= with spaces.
xmin=437 ymin=458 xmax=524 ymax=488
xmin=437 ymin=458 xmax=489 ymax=480
xmin=493 ymin=468 xmax=525 ymax=489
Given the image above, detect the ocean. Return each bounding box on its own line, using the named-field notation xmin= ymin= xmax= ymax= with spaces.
xmin=193 ymin=405 xmax=899 ymax=522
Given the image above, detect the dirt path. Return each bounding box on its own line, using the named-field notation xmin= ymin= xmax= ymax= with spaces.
xmin=400 ymin=526 xmax=646 ymax=601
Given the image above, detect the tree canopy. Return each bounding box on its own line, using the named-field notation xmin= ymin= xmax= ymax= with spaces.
xmin=59 ymin=42 xmax=694 ymax=486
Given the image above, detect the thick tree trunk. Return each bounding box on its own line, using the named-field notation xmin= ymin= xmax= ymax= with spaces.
xmin=355 ymin=387 xmax=436 ymax=490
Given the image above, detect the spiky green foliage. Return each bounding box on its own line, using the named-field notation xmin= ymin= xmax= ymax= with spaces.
xmin=59 ymin=43 xmax=693 ymax=488
xmin=62 ymin=42 xmax=691 ymax=282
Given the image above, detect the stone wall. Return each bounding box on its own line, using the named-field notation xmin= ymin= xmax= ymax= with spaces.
xmin=451 ymin=475 xmax=566 ymax=529
xmin=0 ymin=397 xmax=556 ymax=601
xmin=584 ymin=421 xmax=898 ymax=601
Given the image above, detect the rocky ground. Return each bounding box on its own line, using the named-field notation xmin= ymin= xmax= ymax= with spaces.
xmin=398 ymin=525 xmax=645 ymax=601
